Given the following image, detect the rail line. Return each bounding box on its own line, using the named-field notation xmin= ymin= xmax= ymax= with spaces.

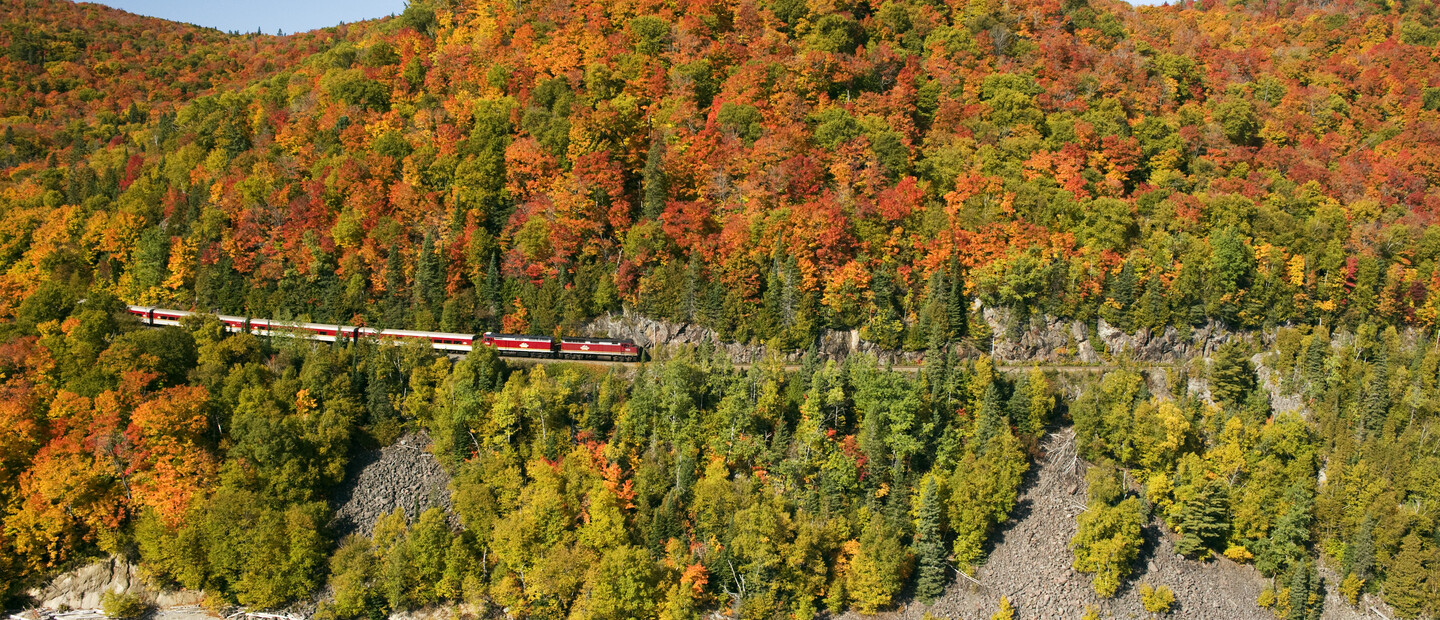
xmin=129 ymin=306 xmax=1169 ymax=374
xmin=125 ymin=305 xmax=640 ymax=362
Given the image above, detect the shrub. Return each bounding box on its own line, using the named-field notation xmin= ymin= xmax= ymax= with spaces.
xmin=1139 ymin=583 xmax=1175 ymax=614
xmin=1339 ymin=573 xmax=1365 ymax=606
xmin=991 ymin=596 xmax=1015 ymax=620
xmin=101 ymin=589 xmax=146 ymax=619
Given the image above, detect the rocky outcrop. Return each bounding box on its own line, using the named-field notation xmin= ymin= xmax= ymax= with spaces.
xmin=982 ymin=307 xmax=1251 ymax=365
xmin=330 ymin=432 xmax=454 ymax=538
xmin=1254 ymin=353 xmax=1305 ymax=416
xmin=25 ymin=556 xmax=203 ymax=610
xmin=582 ymin=310 xmax=927 ymax=366
xmin=583 ymin=306 xmax=1253 ymax=367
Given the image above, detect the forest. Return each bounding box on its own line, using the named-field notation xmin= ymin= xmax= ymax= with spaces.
xmin=4 ymin=0 xmax=1440 ymax=614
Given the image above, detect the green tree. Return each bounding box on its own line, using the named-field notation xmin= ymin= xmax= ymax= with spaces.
xmin=949 ymin=430 xmax=1029 ymax=569
xmin=325 ymin=536 xmax=385 ymax=619
xmin=1206 ymin=228 xmax=1254 ymax=324
xmin=1208 ymin=341 xmax=1255 ymax=411
xmin=912 ymin=478 xmax=948 ymax=603
xmin=414 ymin=232 xmax=444 ymax=318
xmin=845 ymin=512 xmax=909 ymax=614
xmin=1384 ymin=533 xmax=1432 ymax=618
xmin=1071 ymin=496 xmax=1145 ymax=597
xmin=570 ymin=545 xmax=661 ymax=620
xmin=642 ymin=137 xmax=668 ymax=220
xmin=1174 ymin=479 xmax=1229 ymax=559
xmin=1285 ymin=560 xmax=1320 ymax=620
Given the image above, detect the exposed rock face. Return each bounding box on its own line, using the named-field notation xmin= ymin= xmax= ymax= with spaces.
xmin=330 ymin=432 xmax=454 ymax=538
xmin=26 ymin=556 xmax=203 ymax=610
xmin=1255 ymin=353 xmax=1305 ymax=416
xmin=583 ymin=306 xmax=1253 ymax=367
xmin=983 ymin=307 xmax=1252 ymax=365
xmin=582 ymin=310 xmax=926 ymax=366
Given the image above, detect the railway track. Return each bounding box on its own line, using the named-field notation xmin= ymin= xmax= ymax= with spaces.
xmin=130 ymin=305 xmax=1170 ymax=374
xmin=502 ymin=356 xmax=1171 ymax=375
xmin=127 ymin=305 xmax=639 ymax=362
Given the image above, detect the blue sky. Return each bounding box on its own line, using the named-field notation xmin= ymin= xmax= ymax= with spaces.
xmin=95 ymin=0 xmax=410 ymax=34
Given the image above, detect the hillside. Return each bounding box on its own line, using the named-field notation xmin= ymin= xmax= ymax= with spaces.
xmin=5 ymin=0 xmax=1440 ymax=617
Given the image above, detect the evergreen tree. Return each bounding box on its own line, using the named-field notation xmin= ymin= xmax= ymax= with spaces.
xmin=642 ymin=136 xmax=668 ymax=219
xmin=1303 ymin=330 xmax=1329 ymax=395
xmin=482 ymin=251 xmax=502 ymax=326
xmin=1175 ymin=479 xmax=1230 ymax=558
xmin=1006 ymin=375 xmax=1032 ymax=437
xmin=1342 ymin=517 xmax=1375 ymax=581
xmin=384 ymin=245 xmax=408 ymax=327
xmin=948 ymin=260 xmax=969 ymax=341
xmin=1362 ymin=349 xmax=1390 ymax=437
xmin=414 ymin=232 xmax=443 ymax=313
xmin=912 ymin=478 xmax=948 ymax=603
xmin=1384 ymin=533 xmax=1431 ymax=618
xmin=1254 ymin=483 xmax=1313 ymax=577
xmin=975 ymin=380 xmax=1006 ymax=447
xmin=1286 ymin=559 xmax=1320 ymax=620
xmin=1104 ymin=261 xmax=1138 ymax=331
xmin=923 ymin=272 xmax=951 ymax=354
xmin=1209 ymin=341 xmax=1255 ymax=411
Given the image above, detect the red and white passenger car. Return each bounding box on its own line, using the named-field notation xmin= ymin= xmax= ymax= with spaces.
xmin=126 ymin=305 xmax=640 ymax=360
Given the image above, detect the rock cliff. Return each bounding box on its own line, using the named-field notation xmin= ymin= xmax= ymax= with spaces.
xmin=581 ymin=305 xmax=1256 ymax=366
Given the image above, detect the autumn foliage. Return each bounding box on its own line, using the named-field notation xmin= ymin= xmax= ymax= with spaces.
xmin=6 ymin=0 xmax=1440 ymax=613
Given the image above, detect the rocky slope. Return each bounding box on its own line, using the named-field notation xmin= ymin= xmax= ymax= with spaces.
xmin=329 ymin=431 xmax=454 ymax=538
xmin=857 ymin=429 xmax=1389 ymax=620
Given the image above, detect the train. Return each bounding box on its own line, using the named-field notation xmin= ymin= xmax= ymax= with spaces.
xmin=125 ymin=305 xmax=642 ymax=361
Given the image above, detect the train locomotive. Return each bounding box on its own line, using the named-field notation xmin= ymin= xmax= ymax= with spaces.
xmin=126 ymin=305 xmax=642 ymax=361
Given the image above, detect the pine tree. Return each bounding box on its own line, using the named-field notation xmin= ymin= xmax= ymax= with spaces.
xmin=384 ymin=245 xmax=408 ymax=327
xmin=1343 ymin=517 xmax=1375 ymax=581
xmin=975 ymin=381 xmax=1005 ymax=447
xmin=1175 ymin=479 xmax=1230 ymax=558
xmin=1303 ymin=331 xmax=1329 ymax=396
xmin=1209 ymin=341 xmax=1255 ymax=411
xmin=1006 ymin=375 xmax=1032 ymax=437
xmin=1286 ymin=560 xmax=1319 ymax=620
xmin=414 ymin=232 xmax=443 ymax=312
xmin=1362 ymin=348 xmax=1390 ymax=437
xmin=642 ymin=137 xmax=668 ymax=219
xmin=482 ymin=251 xmax=502 ymax=323
xmin=924 ymin=272 xmax=951 ymax=354
xmin=947 ymin=260 xmax=969 ymax=341
xmin=1103 ymin=261 xmax=1137 ymax=331
xmin=913 ymin=478 xmax=948 ymax=603
xmin=1384 ymin=533 xmax=1431 ymax=618
xmin=1254 ymin=483 xmax=1313 ymax=577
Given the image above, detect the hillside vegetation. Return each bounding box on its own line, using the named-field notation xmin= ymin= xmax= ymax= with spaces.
xmin=5 ymin=0 xmax=1440 ymax=616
